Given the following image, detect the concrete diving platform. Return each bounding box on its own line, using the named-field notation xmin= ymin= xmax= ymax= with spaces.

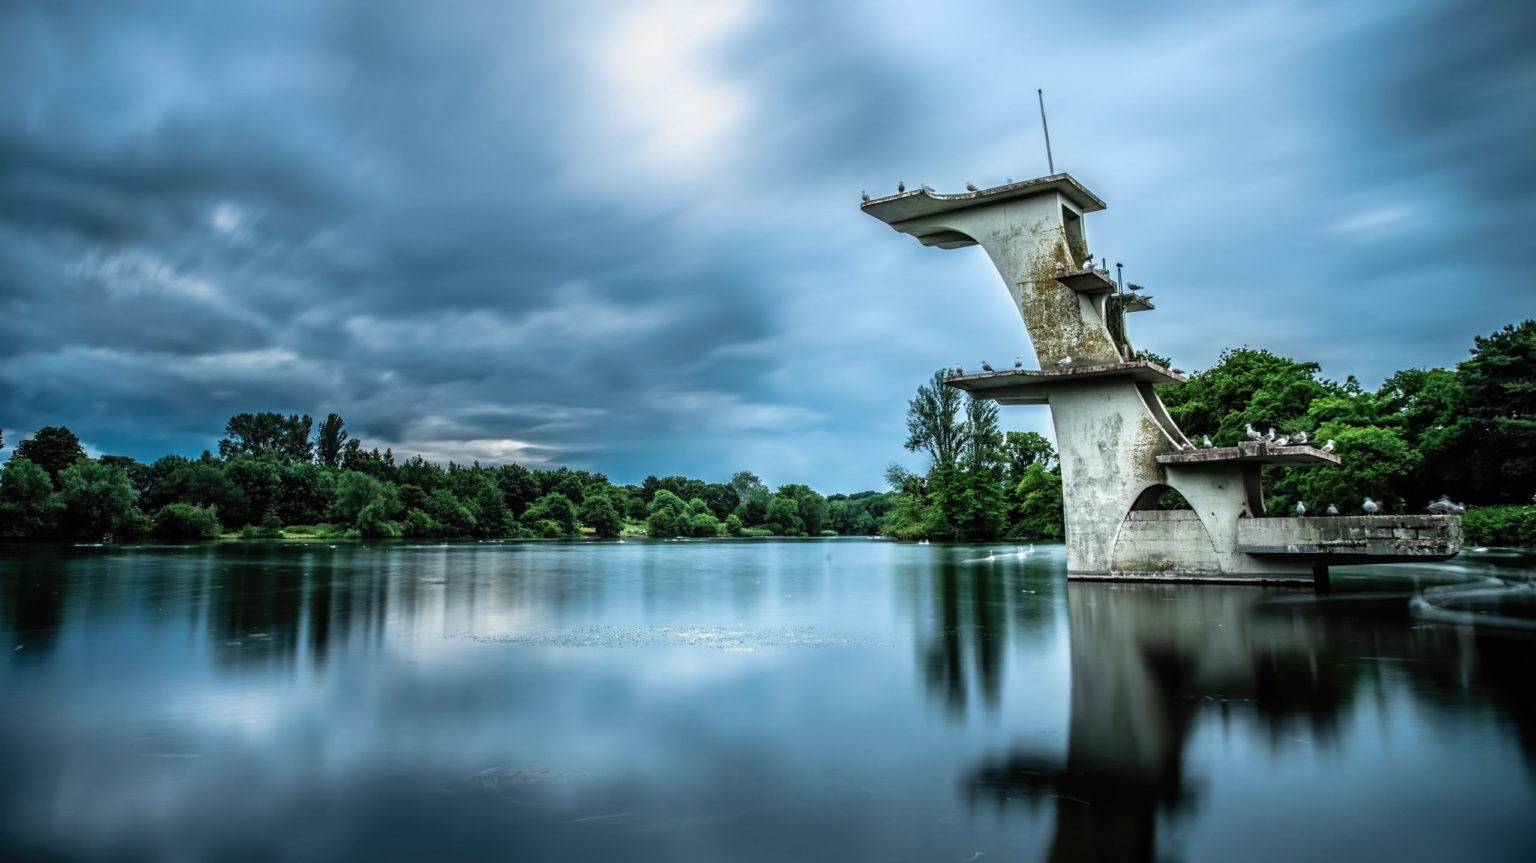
xmin=947 ymin=360 xmax=1185 ymax=405
xmin=1159 ymin=441 xmax=1341 ymax=467
xmin=1053 ymin=268 xmax=1116 ymax=295
xmin=1237 ymin=515 xmax=1463 ymax=565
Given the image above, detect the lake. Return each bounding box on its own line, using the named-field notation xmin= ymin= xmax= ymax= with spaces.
xmin=2 ymin=539 xmax=1534 ymax=862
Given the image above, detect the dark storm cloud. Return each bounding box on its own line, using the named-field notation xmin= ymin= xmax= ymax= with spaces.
xmin=1 ymin=0 xmax=1530 ymax=489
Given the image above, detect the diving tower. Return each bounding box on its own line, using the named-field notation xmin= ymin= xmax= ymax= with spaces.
xmin=862 ymin=174 xmax=1461 ymax=582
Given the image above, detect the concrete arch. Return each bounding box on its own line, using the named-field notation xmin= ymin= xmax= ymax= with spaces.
xmin=1111 ymin=484 xmax=1222 ymax=577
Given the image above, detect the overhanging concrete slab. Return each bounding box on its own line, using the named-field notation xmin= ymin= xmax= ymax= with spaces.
xmin=946 ymin=361 xmax=1185 ymax=403
xmin=861 ymin=174 xmax=1106 ymax=250
xmin=1159 ymin=441 xmax=1341 ymax=467
xmin=1054 ymin=269 xmax=1116 ymax=295
xmin=1237 ymin=515 xmax=1462 ymax=564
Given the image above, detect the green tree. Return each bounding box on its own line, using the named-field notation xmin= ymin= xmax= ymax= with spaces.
xmin=423 ymin=488 xmax=476 ymax=536
xmin=13 ymin=426 xmax=87 ymax=485
xmin=685 ymin=497 xmax=722 ymax=537
xmin=1161 ymin=348 xmax=1334 ymax=445
xmin=777 ymin=484 xmax=827 ymax=536
xmin=329 ymin=471 xmax=399 ymax=526
xmin=764 ymin=494 xmax=804 ymax=536
xmin=218 ymin=412 xmax=314 ymax=462
xmin=1447 ymin=320 xmax=1536 ymax=503
xmin=152 ymin=503 xmax=221 ymax=540
xmin=580 ymin=494 xmax=623 ymax=537
xmin=524 ymin=493 xmax=579 ymax=537
xmin=315 ymin=413 xmax=348 ymax=468
xmin=646 ymin=489 xmax=687 ymax=538
xmin=1010 ymin=463 xmax=1065 ymax=539
xmin=54 ymin=460 xmax=139 ymax=540
xmin=163 ymin=461 xmax=247 ymax=520
xmin=0 ymin=458 xmax=57 ymax=539
xmin=905 ymin=369 xmax=967 ymax=469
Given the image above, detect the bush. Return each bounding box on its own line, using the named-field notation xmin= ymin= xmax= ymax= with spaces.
xmin=1461 ymin=504 xmax=1536 ymax=547
xmin=818 ymin=530 xmax=838 ymax=537
xmin=282 ymin=523 xmax=343 ymax=538
xmin=741 ymin=527 xmax=774 ymax=537
xmin=402 ymin=508 xmax=443 ymax=538
xmin=152 ymin=504 xmax=221 ymax=541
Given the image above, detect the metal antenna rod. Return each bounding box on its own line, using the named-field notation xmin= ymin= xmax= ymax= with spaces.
xmin=1037 ymin=89 xmax=1055 ymax=175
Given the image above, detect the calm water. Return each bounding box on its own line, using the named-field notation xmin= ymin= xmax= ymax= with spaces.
xmin=2 ymin=540 xmax=1534 ymax=862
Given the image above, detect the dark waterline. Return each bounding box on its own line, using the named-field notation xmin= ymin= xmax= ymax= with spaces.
xmin=2 ymin=540 xmax=1533 ymax=862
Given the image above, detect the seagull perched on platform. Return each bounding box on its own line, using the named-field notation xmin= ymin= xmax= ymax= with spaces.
xmin=1080 ymin=258 xmax=1095 ymax=271
xmin=1326 ymin=503 xmax=1340 ymax=516
xmin=1362 ymin=497 xmax=1380 ymax=514
xmin=980 ymin=360 xmax=995 ymax=372
xmin=897 ymin=180 xmax=905 ymax=193
xmin=1289 ymin=430 xmax=1309 ymax=446
xmin=1014 ymin=357 xmax=1023 ymax=370
xmin=1056 ymin=357 xmax=1073 ymax=367
xmin=1202 ymin=435 xmax=1214 ymax=448
xmin=1246 ymin=423 xmax=1263 ymax=441
xmin=1295 ymin=501 xmax=1306 ymax=517
xmin=861 ymin=190 xmax=870 ymax=202
xmin=1180 ymin=441 xmax=1196 ymax=452
xmin=1263 ymin=427 xmax=1278 ymax=443
xmin=965 ymin=183 xmax=979 ymax=192
xmin=1320 ymin=439 xmax=1336 ymax=453
xmin=953 ymin=363 xmax=964 ymax=376
xmin=1427 ymin=495 xmax=1465 ymax=515
xmin=1055 ymin=262 xmax=1068 ymax=274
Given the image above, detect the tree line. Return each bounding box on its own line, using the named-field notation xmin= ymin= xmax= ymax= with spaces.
xmin=2 ymin=320 xmax=1531 ymax=546
xmin=0 ymin=414 xmax=897 ymax=542
xmin=878 ymin=319 xmax=1536 ymax=546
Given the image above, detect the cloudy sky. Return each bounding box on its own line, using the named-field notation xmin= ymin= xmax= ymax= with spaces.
xmin=1 ymin=0 xmax=1531 ymax=492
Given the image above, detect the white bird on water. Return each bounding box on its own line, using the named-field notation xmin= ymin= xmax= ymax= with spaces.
xmin=981 ymin=360 xmax=995 ymax=372
xmin=1362 ymin=497 xmax=1380 ymax=514
xmin=1056 ymin=357 xmax=1073 ymax=367
xmin=1295 ymin=501 xmax=1306 ymax=517
xmin=1202 ymin=435 xmax=1214 ymax=448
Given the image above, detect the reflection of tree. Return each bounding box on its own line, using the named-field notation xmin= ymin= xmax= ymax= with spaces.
xmin=917 ymin=548 xmax=1060 ymax=719
xmin=962 ymin=580 xmax=1536 ymax=863
xmin=1 ymin=546 xmax=70 ymax=660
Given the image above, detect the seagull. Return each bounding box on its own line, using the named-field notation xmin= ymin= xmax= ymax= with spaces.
xmin=1326 ymin=503 xmax=1340 ymax=516
xmin=1055 ymin=262 xmax=1068 ymax=274
xmin=1171 ymin=368 xmax=1186 ymax=376
xmin=1263 ymin=427 xmax=1278 ymax=443
xmin=1056 ymin=357 xmax=1073 ymax=367
xmin=861 ymin=190 xmax=870 ymax=202
xmin=920 ymin=184 xmax=934 ymax=192
xmin=1202 ymin=435 xmax=1214 ymax=448
xmin=1290 ymin=430 xmax=1309 ymax=446
xmin=965 ymin=182 xmax=979 ymax=192
xmin=1362 ymin=497 xmax=1380 ymax=514
xmin=1179 ymin=441 xmax=1195 ymax=452
xmin=981 ymin=360 xmax=995 ymax=372
xmin=1080 ymin=257 xmax=1094 ymax=271
xmin=897 ymin=180 xmax=905 ymax=193
xmin=1013 ymin=356 xmax=1023 ymax=370
xmin=1246 ymin=423 xmax=1263 ymax=441
xmin=1320 ymin=439 xmax=1336 ymax=453
xmin=954 ymin=363 xmax=964 ymax=376
xmin=1295 ymin=501 xmax=1306 ymax=517
xmin=1427 ymin=494 xmax=1466 ymax=515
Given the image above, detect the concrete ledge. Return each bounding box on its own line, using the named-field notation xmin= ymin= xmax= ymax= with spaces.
xmin=1070 ymin=570 xmax=1314 ymax=585
xmin=1237 ymin=515 xmax=1462 ymax=564
xmin=1053 ymin=268 xmax=1116 ymax=295
xmin=1159 ymin=441 xmax=1340 ymax=466
xmin=946 ymin=361 xmax=1185 ymax=405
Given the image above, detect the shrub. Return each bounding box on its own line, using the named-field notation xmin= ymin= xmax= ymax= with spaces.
xmin=1461 ymin=504 xmax=1536 ymax=547
xmin=152 ymin=503 xmax=221 ymax=541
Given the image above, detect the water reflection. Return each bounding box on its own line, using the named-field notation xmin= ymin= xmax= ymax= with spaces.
xmin=959 ymin=575 xmax=1536 ymax=862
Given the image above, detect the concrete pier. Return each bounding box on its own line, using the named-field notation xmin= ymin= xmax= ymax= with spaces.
xmin=862 ymin=174 xmax=1461 ymax=582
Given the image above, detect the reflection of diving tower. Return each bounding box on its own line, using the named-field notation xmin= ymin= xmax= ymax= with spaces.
xmin=863 ymin=175 xmax=1461 ymax=582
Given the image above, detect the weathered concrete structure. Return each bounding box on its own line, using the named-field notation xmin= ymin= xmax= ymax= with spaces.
xmin=862 ymin=174 xmax=1461 ymax=582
